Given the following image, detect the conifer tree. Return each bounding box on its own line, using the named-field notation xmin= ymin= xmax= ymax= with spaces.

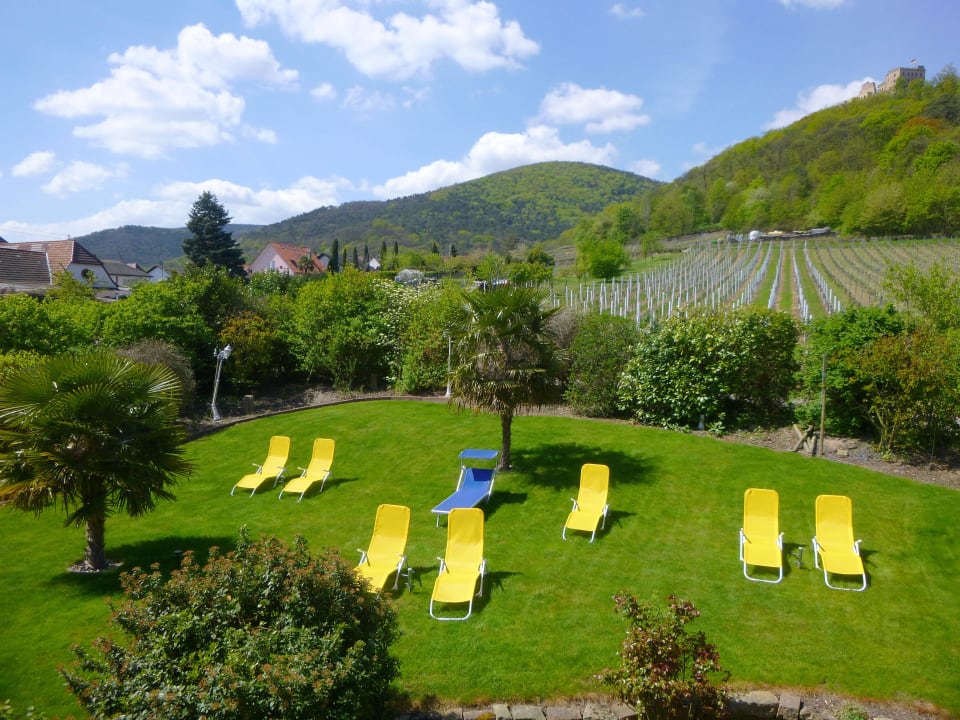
xmin=330 ymin=239 xmax=340 ymax=273
xmin=182 ymin=192 xmax=245 ymax=277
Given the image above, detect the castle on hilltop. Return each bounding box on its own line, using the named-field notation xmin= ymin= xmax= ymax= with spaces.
xmin=859 ymin=63 xmax=926 ymax=97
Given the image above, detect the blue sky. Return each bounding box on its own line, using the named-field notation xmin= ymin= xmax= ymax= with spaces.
xmin=0 ymin=0 xmax=955 ymax=243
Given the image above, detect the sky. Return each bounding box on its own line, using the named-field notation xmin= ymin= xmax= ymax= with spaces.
xmin=0 ymin=0 xmax=956 ymax=244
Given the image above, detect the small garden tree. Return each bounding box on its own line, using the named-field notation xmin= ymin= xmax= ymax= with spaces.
xmin=598 ymin=595 xmax=729 ymax=720
xmin=0 ymin=351 xmax=191 ymax=571
xmin=450 ymin=285 xmax=564 ymax=469
xmin=63 ymin=531 xmax=400 ymax=720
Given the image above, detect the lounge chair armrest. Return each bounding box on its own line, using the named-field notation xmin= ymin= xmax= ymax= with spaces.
xmin=437 ymin=557 xmax=447 ymax=573
xmin=570 ymin=498 xmax=579 ymax=510
xmin=854 ymin=538 xmax=863 ymax=555
xmin=357 ymin=549 xmax=368 ymax=564
xmin=252 ymin=462 xmax=264 ymax=472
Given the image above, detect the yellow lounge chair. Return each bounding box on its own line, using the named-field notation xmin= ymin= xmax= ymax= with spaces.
xmin=279 ymin=438 xmax=335 ymax=501
xmin=739 ymin=488 xmax=784 ymax=583
xmin=430 ymin=507 xmax=486 ymax=621
xmin=562 ymin=463 xmax=610 ymax=542
xmin=356 ymin=504 xmax=411 ymax=594
xmin=230 ymin=435 xmax=290 ymax=496
xmin=812 ymin=494 xmax=867 ymax=591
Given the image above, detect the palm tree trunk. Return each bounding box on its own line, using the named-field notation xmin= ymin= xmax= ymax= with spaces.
xmin=85 ymin=515 xmax=108 ymax=571
xmin=499 ymin=410 xmax=513 ymax=470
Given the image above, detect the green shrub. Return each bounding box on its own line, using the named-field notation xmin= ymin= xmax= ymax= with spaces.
xmin=565 ymin=312 xmax=640 ymax=418
xmin=795 ymin=305 xmax=908 ymax=435
xmin=63 ymin=531 xmax=399 ymax=720
xmin=841 ymin=327 xmax=960 ymax=455
xmin=618 ymin=307 xmax=798 ymax=429
xmin=287 ymin=269 xmax=396 ymax=389
xmin=598 ymin=595 xmax=729 ymax=720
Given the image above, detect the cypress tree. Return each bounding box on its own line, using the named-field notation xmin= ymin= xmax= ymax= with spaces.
xmin=330 ymin=239 xmax=340 ymax=273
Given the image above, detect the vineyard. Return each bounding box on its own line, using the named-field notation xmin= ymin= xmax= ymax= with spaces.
xmin=550 ymin=238 xmax=960 ymax=322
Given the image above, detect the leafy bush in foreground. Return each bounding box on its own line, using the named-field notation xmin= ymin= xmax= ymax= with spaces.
xmin=598 ymin=595 xmax=729 ymax=720
xmin=63 ymin=531 xmax=399 ymax=720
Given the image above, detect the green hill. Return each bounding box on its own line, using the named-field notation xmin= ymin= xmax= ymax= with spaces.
xmin=238 ymin=161 xmax=658 ymax=259
xmin=74 ymin=162 xmax=657 ymax=267
xmin=643 ymin=66 xmax=960 ymax=238
xmin=75 ymin=224 xmax=261 ymax=268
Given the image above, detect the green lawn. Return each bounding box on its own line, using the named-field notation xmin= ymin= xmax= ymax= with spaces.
xmin=2 ymin=400 xmax=958 ymax=716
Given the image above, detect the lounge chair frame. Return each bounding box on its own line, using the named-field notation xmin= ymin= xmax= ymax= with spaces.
xmin=431 ymin=449 xmax=499 ymax=525
xmin=356 ymin=504 xmax=411 ymax=595
xmin=562 ymin=463 xmax=610 ymax=543
xmin=812 ymin=494 xmax=867 ymax=592
xmin=738 ymin=488 xmax=784 ymax=584
xmin=430 ymin=507 xmax=486 ymax=621
xmin=230 ymin=435 xmax=289 ymax=497
xmin=279 ymin=437 xmax=335 ymax=501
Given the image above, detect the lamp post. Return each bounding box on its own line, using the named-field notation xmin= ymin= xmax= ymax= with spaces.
xmin=443 ymin=330 xmax=452 ymax=398
xmin=210 ymin=344 xmax=232 ymax=421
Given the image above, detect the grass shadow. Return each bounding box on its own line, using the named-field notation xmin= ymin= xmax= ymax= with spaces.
xmin=511 ymin=442 xmax=652 ymax=489
xmin=484 ymin=490 xmax=528 ymax=519
xmin=45 ymin=534 xmax=235 ymax=596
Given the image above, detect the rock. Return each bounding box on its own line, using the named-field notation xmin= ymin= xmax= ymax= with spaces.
xmin=492 ymin=703 xmax=512 ymax=720
xmin=582 ymin=703 xmax=619 ymax=720
xmin=545 ymin=706 xmax=582 ymax=720
xmin=728 ymin=690 xmax=781 ymax=718
xmin=511 ymin=705 xmax=546 ymax=720
xmin=778 ymin=694 xmax=802 ymax=720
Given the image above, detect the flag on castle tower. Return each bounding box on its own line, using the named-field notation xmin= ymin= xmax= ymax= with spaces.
xmin=910 ymin=58 xmax=918 ymax=64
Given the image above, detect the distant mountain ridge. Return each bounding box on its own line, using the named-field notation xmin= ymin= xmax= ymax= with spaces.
xmin=74 ymin=162 xmax=659 ymax=266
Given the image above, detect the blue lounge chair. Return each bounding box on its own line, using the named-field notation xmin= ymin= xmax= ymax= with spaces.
xmin=431 ymin=449 xmax=499 ymax=525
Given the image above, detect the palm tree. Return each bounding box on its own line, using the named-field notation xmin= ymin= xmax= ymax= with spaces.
xmin=0 ymin=351 xmax=193 ymax=571
xmin=450 ymin=285 xmax=564 ymax=470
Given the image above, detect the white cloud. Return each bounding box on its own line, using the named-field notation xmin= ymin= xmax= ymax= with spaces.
xmin=311 ymin=82 xmax=338 ymax=101
xmin=630 ymin=159 xmax=661 ymax=178
xmin=373 ymin=124 xmax=617 ymax=198
xmin=538 ymin=83 xmax=649 ymax=133
xmin=764 ymin=78 xmax=866 ymax=129
xmin=778 ymin=0 xmax=848 ymax=7
xmin=610 ymin=3 xmax=645 ymax=19
xmin=0 ymin=175 xmax=349 ymax=242
xmin=13 ymin=151 xmax=57 ymax=177
xmin=154 ymin=176 xmax=350 ymax=224
xmin=236 ymin=0 xmax=540 ymax=80
xmin=343 ymin=86 xmax=398 ymax=113
xmin=33 ymin=23 xmax=297 ymax=158
xmin=41 ymin=161 xmax=128 ymax=196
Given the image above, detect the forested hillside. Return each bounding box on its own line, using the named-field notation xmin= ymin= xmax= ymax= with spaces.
xmin=642 ymin=65 xmax=960 ymax=238
xmin=74 ymin=163 xmax=655 ymax=267
xmin=76 ymin=224 xmax=260 ymax=267
xmin=238 ymin=161 xmax=657 ymax=259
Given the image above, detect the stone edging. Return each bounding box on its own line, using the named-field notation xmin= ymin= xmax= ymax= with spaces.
xmin=393 ymin=690 xmax=905 ymax=720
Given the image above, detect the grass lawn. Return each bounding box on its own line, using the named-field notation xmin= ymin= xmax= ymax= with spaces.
xmin=1 ymin=400 xmax=958 ymax=716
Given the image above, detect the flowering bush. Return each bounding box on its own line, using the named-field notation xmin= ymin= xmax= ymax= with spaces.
xmin=64 ymin=530 xmax=399 ymax=720
xmin=598 ymin=595 xmax=729 ymax=720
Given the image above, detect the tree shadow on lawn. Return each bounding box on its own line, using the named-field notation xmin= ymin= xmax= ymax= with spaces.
xmin=45 ymin=534 xmax=235 ymax=596
xmin=511 ymin=442 xmax=653 ymax=490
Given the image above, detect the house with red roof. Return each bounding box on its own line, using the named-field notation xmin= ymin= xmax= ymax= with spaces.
xmin=247 ymin=242 xmax=329 ymax=276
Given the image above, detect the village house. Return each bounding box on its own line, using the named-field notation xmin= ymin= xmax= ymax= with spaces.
xmin=247 ymin=242 xmax=329 ymax=276
xmin=0 ymin=238 xmax=117 ymax=294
